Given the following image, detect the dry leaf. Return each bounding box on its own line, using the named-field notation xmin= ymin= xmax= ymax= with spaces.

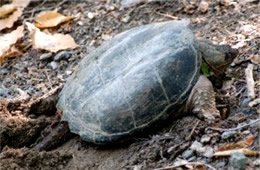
xmin=26 ymin=22 xmax=78 ymax=52
xmin=3 ymin=45 xmax=23 ymax=58
xmin=217 ymin=136 xmax=255 ymax=151
xmin=249 ymin=55 xmax=260 ymax=65
xmin=0 ymin=25 xmax=24 ymax=64
xmin=0 ymin=4 xmax=17 ymax=18
xmin=195 ymin=164 xmax=207 ymax=170
xmin=34 ymin=10 xmax=75 ymax=28
xmin=12 ymin=0 xmax=31 ymax=8
xmin=0 ymin=8 xmax=23 ymax=31
xmin=214 ymin=148 xmax=260 ymax=157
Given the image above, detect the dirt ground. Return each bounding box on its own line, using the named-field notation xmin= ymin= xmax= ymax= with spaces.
xmin=0 ymin=0 xmax=259 ymax=170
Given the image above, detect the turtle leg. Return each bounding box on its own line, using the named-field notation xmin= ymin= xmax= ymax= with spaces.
xmin=185 ymin=75 xmax=220 ymax=121
xmin=32 ymin=120 xmax=73 ymax=151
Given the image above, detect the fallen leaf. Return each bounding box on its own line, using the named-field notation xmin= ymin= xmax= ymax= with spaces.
xmin=34 ymin=10 xmax=75 ymax=28
xmin=0 ymin=25 xmax=24 ymax=64
xmin=12 ymin=0 xmax=31 ymax=9
xmin=217 ymin=136 xmax=255 ymax=151
xmin=0 ymin=4 xmax=17 ymax=18
xmin=214 ymin=148 xmax=260 ymax=157
xmin=2 ymin=45 xmax=23 ymax=58
xmin=0 ymin=8 xmax=23 ymax=31
xmin=249 ymin=55 xmax=260 ymax=65
xmin=26 ymin=22 xmax=78 ymax=52
xmin=195 ymin=164 xmax=207 ymax=170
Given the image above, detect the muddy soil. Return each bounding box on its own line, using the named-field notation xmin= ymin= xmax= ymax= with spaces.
xmin=0 ymin=0 xmax=259 ymax=170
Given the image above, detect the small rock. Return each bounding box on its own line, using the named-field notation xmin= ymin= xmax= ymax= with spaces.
xmin=198 ymin=1 xmax=209 ymax=13
xmin=229 ymin=152 xmax=248 ymax=170
xmin=0 ymin=88 xmax=9 ymax=97
xmin=219 ymin=0 xmax=232 ymax=7
xmin=221 ymin=131 xmax=237 ymax=140
xmin=203 ymin=146 xmax=214 ymax=158
xmin=190 ymin=141 xmax=205 ymax=154
xmin=182 ymin=150 xmax=194 ymax=159
xmin=121 ymin=15 xmax=131 ymax=23
xmin=87 ymin=12 xmax=95 ymax=19
xmin=0 ymin=69 xmax=9 ymax=75
xmin=50 ymin=61 xmax=59 ymax=69
xmin=121 ymin=0 xmax=145 ymax=8
xmin=253 ymin=159 xmax=260 ymax=166
xmin=215 ymin=161 xmax=226 ymax=167
xmin=54 ymin=51 xmax=71 ymax=61
xmin=65 ymin=70 xmax=73 ymax=75
xmin=242 ymin=130 xmax=251 ymax=135
xmin=188 ymin=156 xmax=196 ymax=162
xmin=201 ymin=135 xmax=211 ymax=144
xmin=39 ymin=53 xmax=52 ymax=60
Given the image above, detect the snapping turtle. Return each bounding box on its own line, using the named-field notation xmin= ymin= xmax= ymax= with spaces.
xmin=34 ymin=20 xmax=238 ymax=149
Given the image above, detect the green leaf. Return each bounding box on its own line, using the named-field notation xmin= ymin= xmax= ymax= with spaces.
xmin=201 ymin=62 xmax=214 ymax=77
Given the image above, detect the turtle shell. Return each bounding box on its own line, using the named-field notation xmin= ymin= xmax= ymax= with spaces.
xmin=57 ymin=20 xmax=201 ymax=144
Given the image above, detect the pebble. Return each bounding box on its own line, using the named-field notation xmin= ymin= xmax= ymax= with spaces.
xmin=253 ymin=159 xmax=260 ymax=166
xmin=54 ymin=51 xmax=71 ymax=61
xmin=50 ymin=61 xmax=59 ymax=70
xmin=198 ymin=1 xmax=209 ymax=13
xmin=0 ymin=69 xmax=10 ymax=75
xmin=182 ymin=150 xmax=194 ymax=159
xmin=87 ymin=12 xmax=95 ymax=19
xmin=201 ymin=135 xmax=211 ymax=144
xmin=65 ymin=70 xmax=73 ymax=76
xmin=188 ymin=156 xmax=196 ymax=162
xmin=39 ymin=53 xmax=52 ymax=60
xmin=0 ymin=88 xmax=9 ymax=97
xmin=203 ymin=146 xmax=214 ymax=158
xmin=221 ymin=131 xmax=237 ymax=140
xmin=121 ymin=15 xmax=131 ymax=23
xmin=190 ymin=141 xmax=205 ymax=154
xmin=215 ymin=161 xmax=227 ymax=167
xmin=229 ymin=152 xmax=247 ymax=170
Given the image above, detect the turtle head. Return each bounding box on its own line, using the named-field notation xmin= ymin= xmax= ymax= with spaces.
xmin=198 ymin=39 xmax=238 ymax=76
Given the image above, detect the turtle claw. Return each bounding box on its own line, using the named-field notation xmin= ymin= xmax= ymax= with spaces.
xmin=195 ymin=108 xmax=220 ymax=123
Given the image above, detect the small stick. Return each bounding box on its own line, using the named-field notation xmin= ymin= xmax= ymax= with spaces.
xmin=245 ymin=64 xmax=255 ymax=99
xmin=248 ymin=98 xmax=260 ymax=107
xmin=155 ymin=12 xmax=178 ymax=20
xmin=153 ymin=162 xmax=217 ymax=170
xmin=207 ymin=118 xmax=260 ymax=132
xmin=186 ymin=120 xmax=200 ymax=140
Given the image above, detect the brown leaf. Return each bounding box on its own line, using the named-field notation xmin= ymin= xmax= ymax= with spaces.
xmin=12 ymin=0 xmax=31 ymax=8
xmin=34 ymin=10 xmax=75 ymax=28
xmin=217 ymin=136 xmax=255 ymax=151
xmin=0 ymin=8 xmax=23 ymax=31
xmin=249 ymin=55 xmax=260 ymax=65
xmin=26 ymin=22 xmax=78 ymax=52
xmin=0 ymin=4 xmax=17 ymax=18
xmin=195 ymin=164 xmax=207 ymax=170
xmin=2 ymin=45 xmax=23 ymax=59
xmin=0 ymin=25 xmax=24 ymax=64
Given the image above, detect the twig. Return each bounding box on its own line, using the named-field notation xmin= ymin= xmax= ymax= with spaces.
xmin=186 ymin=120 xmax=200 ymax=140
xmin=23 ymin=83 xmax=63 ymax=108
xmin=245 ymin=64 xmax=255 ymax=99
xmin=24 ymin=0 xmax=68 ymax=14
xmin=153 ymin=162 xmax=217 ymax=170
xmin=248 ymin=98 xmax=260 ymax=107
xmin=207 ymin=118 xmax=260 ymax=132
xmin=155 ymin=12 xmax=178 ymax=20
xmin=44 ymin=69 xmax=53 ymax=90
